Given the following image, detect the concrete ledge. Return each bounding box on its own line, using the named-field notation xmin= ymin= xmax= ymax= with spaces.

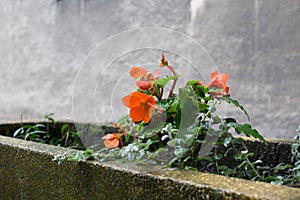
xmin=1 ymin=135 xmax=300 ymax=200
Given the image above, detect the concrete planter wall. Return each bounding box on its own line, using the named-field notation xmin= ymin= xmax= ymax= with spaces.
xmin=0 ymin=122 xmax=300 ymax=200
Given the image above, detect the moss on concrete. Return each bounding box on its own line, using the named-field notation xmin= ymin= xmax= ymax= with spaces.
xmin=0 ymin=135 xmax=300 ymax=200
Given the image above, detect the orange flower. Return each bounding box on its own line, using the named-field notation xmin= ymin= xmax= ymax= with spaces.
xmin=130 ymin=66 xmax=160 ymax=90
xmin=207 ymin=70 xmax=229 ymax=95
xmin=122 ymin=92 xmax=156 ymax=123
xmin=102 ymin=133 xmax=124 ymax=149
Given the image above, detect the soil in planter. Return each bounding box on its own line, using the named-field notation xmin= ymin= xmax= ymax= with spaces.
xmin=0 ymin=121 xmax=118 ymax=150
xmin=0 ymin=122 xmax=86 ymax=149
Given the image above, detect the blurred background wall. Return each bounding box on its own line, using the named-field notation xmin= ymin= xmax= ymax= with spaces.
xmin=0 ymin=0 xmax=299 ymax=139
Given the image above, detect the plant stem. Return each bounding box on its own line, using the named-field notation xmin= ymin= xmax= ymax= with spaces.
xmin=246 ymin=157 xmax=262 ymax=179
xmin=167 ymin=65 xmax=177 ymax=98
xmin=64 ymin=132 xmax=69 ymax=147
xmin=215 ymin=148 xmax=220 ymax=174
xmin=159 ymin=87 xmax=164 ymax=101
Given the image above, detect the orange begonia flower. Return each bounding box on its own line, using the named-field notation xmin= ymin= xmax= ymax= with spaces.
xmin=122 ymin=92 xmax=156 ymax=123
xmin=207 ymin=70 xmax=230 ymax=95
xmin=130 ymin=66 xmax=160 ymax=90
xmin=102 ymin=133 xmax=123 ymax=149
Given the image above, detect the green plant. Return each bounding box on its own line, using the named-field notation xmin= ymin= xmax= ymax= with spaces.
xmin=267 ymin=126 xmax=300 ymax=186
xmin=97 ymin=55 xmax=264 ymax=165
xmin=49 ymin=123 xmax=83 ymax=149
xmin=11 ymin=113 xmax=84 ymax=149
xmin=65 ymin=55 xmax=299 ymax=187
xmin=13 ymin=123 xmax=47 ymax=142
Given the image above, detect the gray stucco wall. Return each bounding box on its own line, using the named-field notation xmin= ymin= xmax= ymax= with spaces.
xmin=0 ymin=0 xmax=299 ymax=139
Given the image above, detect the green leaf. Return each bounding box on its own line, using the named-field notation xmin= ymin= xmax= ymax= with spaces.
xmin=264 ymin=176 xmax=276 ymax=182
xmin=24 ymin=133 xmax=33 ymax=140
xmin=245 ymin=152 xmax=254 ymax=157
xmin=28 ymin=130 xmax=47 ymax=135
xmin=158 ymin=98 xmax=179 ymax=113
xmin=68 ymin=149 xmax=94 ymax=161
xmin=167 ymin=139 xmax=177 ymax=147
xmin=116 ymin=115 xmax=129 ymax=126
xmin=153 ymin=75 xmax=181 ymax=88
xmin=44 ymin=113 xmax=55 ymax=122
xmin=61 ymin=124 xmax=69 ymax=134
xmin=198 ymin=103 xmax=209 ymax=112
xmin=197 ymin=156 xmax=214 ymax=163
xmin=35 ymin=124 xmax=46 ymax=128
xmin=221 ymin=168 xmax=236 ymax=176
xmin=212 ymin=116 xmax=221 ymax=123
xmin=256 ymin=166 xmax=270 ymax=170
xmin=25 ymin=127 xmax=33 ymax=134
xmin=125 ymin=132 xmax=131 ymax=142
xmin=22 ymin=125 xmax=35 ymax=129
xmin=214 ymin=154 xmax=223 ymax=160
xmin=174 ymin=147 xmax=186 ymax=157
xmin=234 ymin=152 xmax=243 ymax=161
xmin=178 ymin=85 xmax=198 ymax=110
xmin=157 ymin=98 xmax=173 ymax=109
xmin=187 ymin=80 xmax=199 ymax=86
xmin=241 ymin=150 xmax=248 ymax=154
xmin=146 ymin=139 xmax=160 ymax=146
xmin=218 ymin=165 xmax=228 ymax=171
xmin=224 ymin=136 xmax=232 ymax=147
xmin=224 ymin=147 xmax=233 ymax=157
xmin=187 ymin=80 xmax=209 ymax=98
xmin=293 ymin=164 xmax=300 ymax=171
xmin=224 ymin=97 xmax=250 ymax=121
xmin=233 ymin=123 xmax=265 ymax=142
xmin=161 ymin=135 xmax=169 ymax=141
xmin=13 ymin=127 xmax=24 ymax=137
xmin=253 ymin=160 xmax=263 ymax=164
xmin=273 ymin=163 xmax=293 ymax=173
xmin=83 ymin=149 xmax=94 ymax=157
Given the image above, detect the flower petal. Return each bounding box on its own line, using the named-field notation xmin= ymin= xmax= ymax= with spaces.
xmin=207 ymin=74 xmax=229 ymax=89
xmin=136 ymin=80 xmax=152 ymax=90
xmin=131 ymin=92 xmax=153 ymax=101
xmin=146 ymin=95 xmax=156 ymax=106
xmin=104 ymin=139 xmax=119 ymax=149
xmin=130 ymin=106 xmax=145 ymax=122
xmin=143 ymin=105 xmax=155 ymax=123
xmin=207 ymin=77 xmax=223 ymax=88
xmin=219 ymin=74 xmax=229 ymax=83
xmin=151 ymin=70 xmax=160 ymax=80
xmin=225 ymin=86 xmax=230 ymax=95
xmin=210 ymin=70 xmax=219 ymax=80
xmin=130 ymin=66 xmax=148 ymax=79
xmin=122 ymin=94 xmax=141 ymax=108
xmin=101 ymin=133 xmax=116 ymax=140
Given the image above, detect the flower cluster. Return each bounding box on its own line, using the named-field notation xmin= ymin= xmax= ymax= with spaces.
xmin=101 ymin=54 xmax=264 ymax=173
xmin=102 ymin=54 xmax=233 ymax=149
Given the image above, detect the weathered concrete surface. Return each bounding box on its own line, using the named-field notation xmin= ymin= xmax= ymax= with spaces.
xmin=0 ymin=0 xmax=299 ymax=139
xmin=0 ymin=121 xmax=296 ymax=166
xmin=1 ymin=135 xmax=300 ymax=200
